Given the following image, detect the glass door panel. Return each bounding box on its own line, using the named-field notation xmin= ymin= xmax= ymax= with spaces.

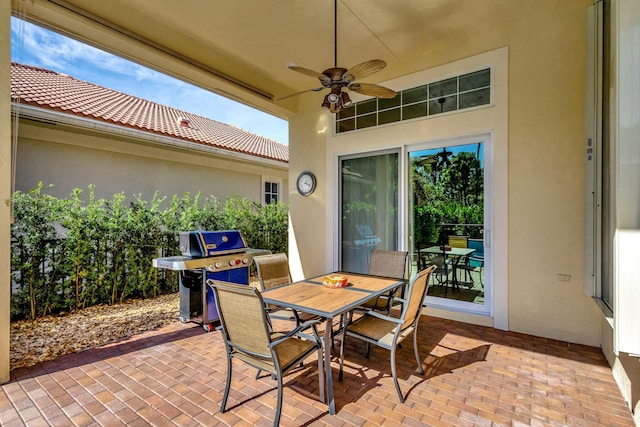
xmin=409 ymin=142 xmax=486 ymax=309
xmin=340 ymin=151 xmax=399 ymax=273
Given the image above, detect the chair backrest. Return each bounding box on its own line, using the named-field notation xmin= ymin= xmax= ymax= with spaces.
xmin=209 ymin=280 xmax=272 ymax=358
xmin=368 ymin=250 xmax=408 ymax=279
xmin=254 ymin=253 xmax=292 ymax=291
xmin=400 ymin=265 xmax=436 ymax=330
xmin=448 ymin=235 xmax=469 ymax=248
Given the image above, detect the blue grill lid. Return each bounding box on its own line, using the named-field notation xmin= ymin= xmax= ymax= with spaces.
xmin=179 ymin=230 xmax=247 ymax=257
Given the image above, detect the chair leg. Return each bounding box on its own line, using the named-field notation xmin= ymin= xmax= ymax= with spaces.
xmin=390 ymin=346 xmax=404 ymax=403
xmin=412 ymin=331 xmax=424 ymax=375
xmin=274 ymin=373 xmax=283 ymax=427
xmin=317 ymin=344 xmax=325 ymax=403
xmin=221 ymin=356 xmax=232 ymax=413
xmin=338 ymin=324 xmax=347 ymax=381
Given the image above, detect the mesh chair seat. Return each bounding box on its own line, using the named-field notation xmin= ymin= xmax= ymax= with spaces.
xmin=345 ymin=315 xmax=416 ymax=349
xmin=273 ymin=337 xmax=320 ymax=371
xmin=230 ymin=331 xmax=318 ymax=374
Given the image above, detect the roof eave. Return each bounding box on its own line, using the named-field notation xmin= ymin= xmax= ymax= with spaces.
xmin=11 ymin=103 xmax=289 ymax=169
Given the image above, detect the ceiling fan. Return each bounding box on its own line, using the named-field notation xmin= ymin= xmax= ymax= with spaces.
xmin=416 ymin=147 xmax=453 ymax=167
xmin=281 ymin=0 xmax=397 ymax=113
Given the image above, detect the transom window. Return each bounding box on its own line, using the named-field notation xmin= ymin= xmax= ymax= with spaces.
xmin=336 ymin=68 xmax=491 ymax=134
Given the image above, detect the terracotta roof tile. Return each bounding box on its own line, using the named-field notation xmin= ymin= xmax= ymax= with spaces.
xmin=10 ymin=62 xmax=288 ymax=163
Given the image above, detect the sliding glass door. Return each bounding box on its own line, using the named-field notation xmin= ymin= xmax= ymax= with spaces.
xmin=409 ymin=140 xmax=489 ymax=312
xmin=340 ymin=151 xmax=399 ymax=273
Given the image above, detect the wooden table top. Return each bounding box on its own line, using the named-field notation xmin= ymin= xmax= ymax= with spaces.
xmin=262 ymin=271 xmax=406 ymax=318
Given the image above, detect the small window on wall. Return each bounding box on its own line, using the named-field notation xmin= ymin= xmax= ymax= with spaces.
xmin=264 ymin=181 xmax=279 ymax=204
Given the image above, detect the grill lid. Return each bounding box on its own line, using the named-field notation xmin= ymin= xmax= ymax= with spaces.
xmin=180 ymin=230 xmax=248 ymax=257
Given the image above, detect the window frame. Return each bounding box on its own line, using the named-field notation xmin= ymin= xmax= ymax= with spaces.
xmin=335 ymin=68 xmax=492 ymax=134
xmin=261 ymin=177 xmax=281 ymax=205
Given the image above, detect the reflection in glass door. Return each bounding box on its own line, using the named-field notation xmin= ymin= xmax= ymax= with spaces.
xmin=340 ymin=151 xmax=399 ymax=273
xmin=409 ymin=142 xmax=486 ymax=309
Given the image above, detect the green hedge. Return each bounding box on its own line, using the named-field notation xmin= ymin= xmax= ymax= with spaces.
xmin=10 ymin=183 xmax=288 ymax=320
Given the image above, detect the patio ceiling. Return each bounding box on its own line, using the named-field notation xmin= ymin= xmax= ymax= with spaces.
xmin=11 ymin=0 xmax=514 ymax=118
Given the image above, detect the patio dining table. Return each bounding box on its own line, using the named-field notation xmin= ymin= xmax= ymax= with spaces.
xmin=420 ymin=246 xmax=475 ymax=291
xmin=261 ymin=271 xmax=407 ymax=415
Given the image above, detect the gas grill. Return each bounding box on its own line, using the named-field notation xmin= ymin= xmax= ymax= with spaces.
xmin=153 ymin=230 xmax=270 ymax=331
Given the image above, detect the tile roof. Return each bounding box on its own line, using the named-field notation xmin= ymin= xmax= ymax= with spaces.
xmin=10 ymin=62 xmax=288 ymax=163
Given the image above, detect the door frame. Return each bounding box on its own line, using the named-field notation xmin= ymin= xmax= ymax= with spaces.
xmin=405 ymin=132 xmax=493 ymax=317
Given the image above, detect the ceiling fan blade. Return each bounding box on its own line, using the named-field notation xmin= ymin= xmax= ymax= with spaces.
xmin=276 ymin=87 xmax=325 ymax=101
xmin=344 ymin=59 xmax=387 ymax=81
xmin=416 ymin=156 xmax=437 ymax=165
xmin=288 ymin=64 xmax=331 ymax=85
xmin=349 ymin=83 xmax=397 ymax=99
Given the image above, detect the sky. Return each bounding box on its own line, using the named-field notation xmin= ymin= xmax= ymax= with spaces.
xmin=10 ymin=17 xmax=289 ymax=145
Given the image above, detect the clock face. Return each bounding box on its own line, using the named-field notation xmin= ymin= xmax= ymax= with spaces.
xmin=297 ymin=172 xmax=316 ymax=196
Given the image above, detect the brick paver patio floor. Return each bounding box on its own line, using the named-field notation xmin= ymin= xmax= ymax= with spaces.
xmin=0 ymin=315 xmax=634 ymax=426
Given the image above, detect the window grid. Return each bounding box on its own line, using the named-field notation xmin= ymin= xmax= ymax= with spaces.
xmin=336 ymin=68 xmax=491 ymax=134
xmin=264 ymin=181 xmax=278 ymax=204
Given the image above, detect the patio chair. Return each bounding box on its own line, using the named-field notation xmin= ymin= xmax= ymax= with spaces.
xmin=457 ymin=238 xmax=484 ymax=288
xmin=338 ymin=265 xmax=436 ymax=403
xmin=208 ymin=280 xmax=324 ymax=427
xmin=359 ymin=249 xmax=408 ymax=312
xmin=428 ymin=251 xmax=451 ymax=293
xmin=447 ymin=235 xmax=470 ymax=289
xmin=254 ymin=253 xmax=317 ymax=325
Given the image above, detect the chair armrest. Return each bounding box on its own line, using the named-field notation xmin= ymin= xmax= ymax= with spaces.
xmin=270 ymin=319 xmax=322 ymax=347
xmin=362 ymin=310 xmax=403 ymax=324
xmin=392 ymin=297 xmax=407 ymax=305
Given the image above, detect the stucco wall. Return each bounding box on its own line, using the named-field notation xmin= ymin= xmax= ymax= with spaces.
xmin=505 ymin=1 xmax=600 ymax=345
xmin=13 ymin=118 xmax=288 ymax=205
xmin=288 ymin=0 xmax=600 ymax=346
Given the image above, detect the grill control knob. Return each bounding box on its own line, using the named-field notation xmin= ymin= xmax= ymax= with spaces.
xmin=228 ymin=260 xmax=234 ymax=266
xmin=242 ymin=258 xmax=249 ymax=264
xmin=235 ymin=259 xmax=242 ymax=265
xmin=214 ymin=262 xmax=222 ymax=269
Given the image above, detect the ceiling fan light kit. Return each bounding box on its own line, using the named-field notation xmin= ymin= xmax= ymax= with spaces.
xmin=285 ymin=0 xmax=397 ymax=113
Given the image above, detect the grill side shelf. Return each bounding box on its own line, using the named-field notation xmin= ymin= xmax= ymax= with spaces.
xmin=153 ymin=256 xmax=208 ymax=271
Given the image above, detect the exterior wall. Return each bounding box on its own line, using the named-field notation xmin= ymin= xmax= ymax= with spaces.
xmin=13 ymin=118 xmax=288 ymax=205
xmin=289 ymin=0 xmax=601 ymax=346
xmin=0 ymin=0 xmax=11 ymax=384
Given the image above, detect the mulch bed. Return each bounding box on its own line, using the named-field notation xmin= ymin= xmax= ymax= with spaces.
xmin=10 ymin=293 xmax=179 ymax=371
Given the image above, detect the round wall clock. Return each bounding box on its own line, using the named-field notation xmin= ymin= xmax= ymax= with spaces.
xmin=296 ymin=171 xmax=317 ymax=196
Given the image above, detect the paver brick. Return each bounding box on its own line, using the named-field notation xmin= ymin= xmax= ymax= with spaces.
xmin=2 ymin=316 xmax=634 ymax=426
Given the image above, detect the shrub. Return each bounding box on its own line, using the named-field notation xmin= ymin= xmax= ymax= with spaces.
xmin=10 ymin=184 xmax=288 ymax=320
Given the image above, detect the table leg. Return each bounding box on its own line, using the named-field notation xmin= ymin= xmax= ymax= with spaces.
xmin=452 ymin=260 xmax=458 ymax=291
xmin=324 ymin=317 xmax=335 ymax=415
xmin=450 ymin=256 xmax=461 ymax=292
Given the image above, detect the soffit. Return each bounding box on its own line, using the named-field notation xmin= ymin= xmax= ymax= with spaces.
xmin=12 ymin=0 xmax=516 ymax=118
